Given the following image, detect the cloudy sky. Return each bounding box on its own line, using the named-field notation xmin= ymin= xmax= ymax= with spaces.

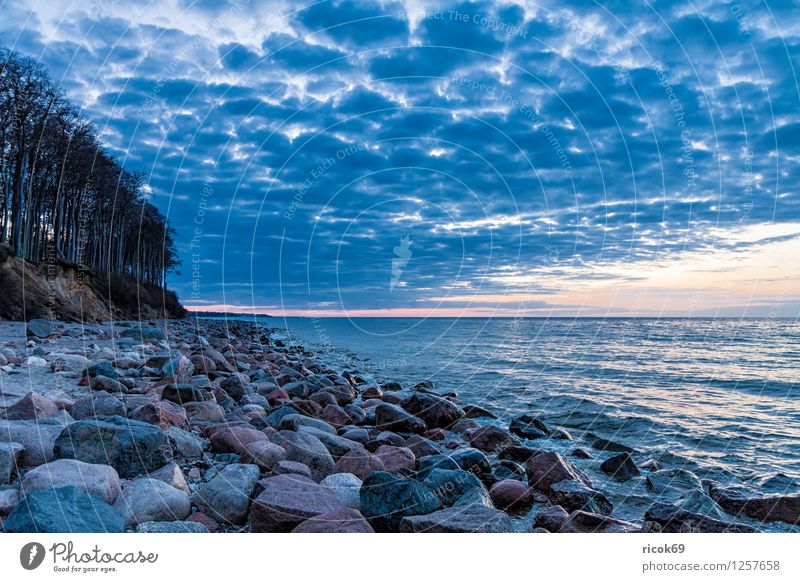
xmin=5 ymin=0 xmax=800 ymax=316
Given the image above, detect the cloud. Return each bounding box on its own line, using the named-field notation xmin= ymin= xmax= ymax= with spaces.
xmin=2 ymin=0 xmax=799 ymax=316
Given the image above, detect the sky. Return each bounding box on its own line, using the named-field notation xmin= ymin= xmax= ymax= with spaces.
xmin=3 ymin=0 xmax=800 ymax=317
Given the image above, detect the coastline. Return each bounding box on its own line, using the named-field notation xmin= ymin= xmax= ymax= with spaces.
xmin=0 ymin=318 xmax=797 ymax=533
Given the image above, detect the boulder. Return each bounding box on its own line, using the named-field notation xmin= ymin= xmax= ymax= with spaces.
xmin=161 ymin=384 xmax=206 ymax=405
xmin=192 ymin=464 xmax=260 ymax=525
xmin=559 ymin=510 xmax=639 ymax=533
xmin=401 ymin=393 xmax=464 ymax=429
xmin=374 ymin=445 xmax=416 ymax=473
xmin=0 ymin=442 xmax=24 ymax=483
xmin=534 ymin=505 xmax=569 ymax=532
xmin=3 ymin=392 xmax=59 ymax=420
xmin=149 ymin=462 xmax=190 ymax=493
xmin=240 ymin=441 xmax=287 ymax=470
xmin=90 ymin=375 xmax=127 ymax=393
xmin=3 ymin=486 xmax=125 ymax=533
xmin=374 ymin=403 xmax=427 ymax=434
xmin=183 ymin=401 xmax=225 ymax=422
xmin=490 ymin=479 xmax=534 ymax=511
xmin=190 ymin=355 xmax=216 ymax=374
xmin=264 ymin=406 xmax=301 ymax=429
xmin=296 ymin=427 xmax=363 ymax=461
xmin=646 ymin=468 xmax=703 ymax=499
xmin=320 ymin=473 xmax=362 ymax=509
xmin=81 ymin=361 xmax=120 ymax=380
xmin=422 ymin=468 xmax=491 ymax=508
xmin=600 ymin=452 xmax=640 ymax=481
xmin=404 ymin=434 xmax=442 ymax=458
xmin=278 ymin=414 xmax=336 ymax=434
xmin=509 ymin=414 xmax=550 ymax=439
xmin=271 ymin=460 xmax=313 ymax=479
xmin=449 ymin=448 xmax=492 ymax=475
xmin=527 ymin=451 xmax=591 ymax=493
xmin=461 ymin=405 xmax=497 ymax=419
xmin=121 ymin=326 xmax=166 ymax=342
xmin=0 ymin=488 xmax=19 ymax=516
xmin=644 ymin=502 xmax=758 ymax=533
xmin=0 ymin=414 xmax=73 ymax=467
xmin=320 ymin=404 xmax=352 ymax=428
xmin=70 ymin=392 xmax=126 ymax=419
xmin=114 ymin=478 xmax=191 ymax=526
xmin=210 ymin=426 xmax=267 ymax=454
xmin=360 ymin=471 xmax=440 ymax=532
xmin=277 ymin=430 xmax=335 ymax=481
xmin=250 ymin=474 xmax=344 ymax=532
xmin=333 ymin=448 xmax=385 ymax=480
xmin=707 ymin=484 xmax=800 ymax=525
xmin=219 ymin=375 xmax=253 ymax=401
xmin=465 ymin=425 xmax=520 ymax=453
xmin=161 ymin=355 xmax=194 ymax=383
xmin=549 ymin=480 xmax=613 ymax=515
xmin=590 ymin=436 xmax=635 ymax=453
xmin=130 ymin=400 xmax=187 ymax=429
xmin=53 ymin=415 xmax=171 ymax=478
xmin=399 ymin=504 xmax=513 ymax=533
xmin=26 ymin=318 xmax=55 ymax=338
xmin=165 ymin=427 xmax=204 ymax=460
xmin=21 ymin=459 xmax=121 ymax=504
xmin=291 ymin=507 xmax=374 ymax=533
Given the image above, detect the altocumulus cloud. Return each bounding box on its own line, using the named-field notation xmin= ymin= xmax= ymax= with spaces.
xmin=3 ymin=0 xmax=800 ymax=316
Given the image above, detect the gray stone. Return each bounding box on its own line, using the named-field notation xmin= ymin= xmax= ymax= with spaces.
xmin=360 ymin=471 xmax=440 ymax=532
xmin=165 ymin=426 xmax=205 ymax=460
xmin=0 ymin=442 xmax=24 ymax=483
xmin=278 ymin=414 xmax=336 ymax=434
xmin=114 ymin=478 xmax=191 ymax=526
xmin=0 ymin=413 xmax=73 ymax=467
xmin=3 ymin=486 xmax=125 ymax=533
xmin=276 ymin=430 xmax=335 ymax=481
xmin=320 ymin=473 xmax=362 ymax=509
xmin=192 ymin=463 xmax=260 ymax=525
xmin=149 ymin=462 xmax=189 ymax=493
xmin=21 ymin=459 xmax=121 ymax=504
xmin=71 ymin=392 xmax=126 ymax=419
xmin=399 ymin=504 xmax=513 ymax=533
xmin=53 ymin=415 xmax=171 ymax=478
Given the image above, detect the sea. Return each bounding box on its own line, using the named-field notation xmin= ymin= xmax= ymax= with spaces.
xmin=201 ymin=315 xmax=800 ymax=530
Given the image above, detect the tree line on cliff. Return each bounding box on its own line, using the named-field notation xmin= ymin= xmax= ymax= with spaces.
xmin=0 ymin=48 xmax=179 ymax=288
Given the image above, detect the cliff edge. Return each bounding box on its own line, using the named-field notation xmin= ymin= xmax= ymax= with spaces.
xmin=0 ymin=245 xmax=186 ymax=322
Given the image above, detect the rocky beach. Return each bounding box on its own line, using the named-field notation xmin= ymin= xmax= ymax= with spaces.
xmin=0 ymin=317 xmax=798 ymax=534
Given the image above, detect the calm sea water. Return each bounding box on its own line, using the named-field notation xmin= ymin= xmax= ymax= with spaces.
xmin=208 ymin=316 xmax=800 ymax=527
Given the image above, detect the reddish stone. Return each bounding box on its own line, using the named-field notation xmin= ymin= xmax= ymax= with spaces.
xmin=375 ymin=445 xmax=415 ymax=473
xmin=292 ymin=508 xmax=374 ymax=533
xmin=250 ymin=474 xmax=343 ymax=532
xmin=320 ymin=404 xmax=351 ymax=428
xmin=3 ymin=392 xmax=58 ymax=420
xmin=186 ymin=511 xmax=219 ymax=532
xmin=527 ymin=451 xmax=591 ymax=493
xmin=190 ymin=355 xmax=216 ymax=374
xmin=333 ymin=448 xmax=385 ymax=480
xmin=490 ymin=479 xmax=534 ymax=511
xmin=210 ymin=426 xmax=268 ymax=454
xmin=465 ymin=425 xmax=521 ymax=453
xmin=130 ymin=400 xmax=187 ymax=429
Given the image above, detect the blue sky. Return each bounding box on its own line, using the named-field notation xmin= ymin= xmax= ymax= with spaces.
xmin=5 ymin=0 xmax=800 ymax=316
